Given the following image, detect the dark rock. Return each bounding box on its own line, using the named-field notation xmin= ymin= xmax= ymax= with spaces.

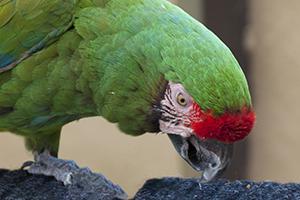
xmin=1 ymin=169 xmax=300 ymax=200
xmin=134 ymin=177 xmax=300 ymax=200
xmin=0 ymin=169 xmax=127 ymax=200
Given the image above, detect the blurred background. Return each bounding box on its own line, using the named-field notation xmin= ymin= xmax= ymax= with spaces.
xmin=1 ymin=0 xmax=300 ymax=197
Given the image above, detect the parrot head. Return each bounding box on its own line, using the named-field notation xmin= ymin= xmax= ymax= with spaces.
xmin=143 ymin=5 xmax=256 ymax=181
xmin=158 ymin=81 xmax=255 ymax=181
xmin=159 ymin=82 xmax=255 ymax=142
xmin=95 ymin=0 xmax=256 ymax=181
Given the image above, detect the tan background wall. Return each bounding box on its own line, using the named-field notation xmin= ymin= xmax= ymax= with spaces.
xmin=0 ymin=1 xmax=203 ymax=197
xmin=247 ymin=0 xmax=300 ymax=182
xmin=0 ymin=118 xmax=186 ymax=196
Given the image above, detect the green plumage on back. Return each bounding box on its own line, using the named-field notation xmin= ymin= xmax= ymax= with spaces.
xmin=0 ymin=0 xmax=77 ymax=72
xmin=0 ymin=0 xmax=251 ymax=155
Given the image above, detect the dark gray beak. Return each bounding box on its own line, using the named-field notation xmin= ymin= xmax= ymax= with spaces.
xmin=168 ymin=134 xmax=233 ymax=182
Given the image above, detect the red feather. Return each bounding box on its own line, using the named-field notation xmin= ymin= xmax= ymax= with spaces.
xmin=189 ymin=102 xmax=255 ymax=143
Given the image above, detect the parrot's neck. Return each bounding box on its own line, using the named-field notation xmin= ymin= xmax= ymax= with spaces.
xmin=76 ymin=50 xmax=168 ymax=135
xmin=88 ymin=75 xmax=167 ymax=135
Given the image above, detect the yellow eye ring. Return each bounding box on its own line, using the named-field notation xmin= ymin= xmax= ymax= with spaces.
xmin=176 ymin=93 xmax=187 ymax=106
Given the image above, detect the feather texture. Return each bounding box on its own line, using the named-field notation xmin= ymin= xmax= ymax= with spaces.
xmin=0 ymin=0 xmax=252 ymax=154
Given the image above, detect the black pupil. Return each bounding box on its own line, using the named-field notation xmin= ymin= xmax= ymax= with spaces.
xmin=180 ymin=98 xmax=185 ymax=103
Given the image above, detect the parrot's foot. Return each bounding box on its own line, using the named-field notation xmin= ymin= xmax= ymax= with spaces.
xmin=21 ymin=151 xmax=128 ymax=199
xmin=24 ymin=151 xmax=78 ymax=185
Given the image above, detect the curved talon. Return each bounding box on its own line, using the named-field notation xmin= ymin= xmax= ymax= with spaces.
xmin=20 ymin=161 xmax=34 ymax=170
xmin=24 ymin=151 xmax=80 ymax=185
xmin=63 ymin=172 xmax=73 ymax=185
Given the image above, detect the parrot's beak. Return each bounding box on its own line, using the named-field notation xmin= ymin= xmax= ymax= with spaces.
xmin=168 ymin=134 xmax=233 ymax=181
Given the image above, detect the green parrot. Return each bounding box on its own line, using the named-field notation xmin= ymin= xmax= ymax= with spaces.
xmin=0 ymin=0 xmax=255 ymax=183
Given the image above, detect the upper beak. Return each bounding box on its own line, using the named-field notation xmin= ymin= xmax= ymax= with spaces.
xmin=168 ymin=134 xmax=233 ymax=182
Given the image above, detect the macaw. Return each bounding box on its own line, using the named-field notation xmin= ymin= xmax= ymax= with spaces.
xmin=0 ymin=0 xmax=255 ymax=183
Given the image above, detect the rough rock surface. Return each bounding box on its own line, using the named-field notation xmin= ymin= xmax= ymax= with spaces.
xmin=1 ymin=169 xmax=300 ymax=200
xmin=0 ymin=169 xmax=127 ymax=200
xmin=134 ymin=177 xmax=300 ymax=200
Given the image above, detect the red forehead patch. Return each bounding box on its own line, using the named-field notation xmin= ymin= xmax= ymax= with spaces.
xmin=189 ymin=102 xmax=256 ymax=143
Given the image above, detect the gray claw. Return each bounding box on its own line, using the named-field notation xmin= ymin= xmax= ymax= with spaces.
xmin=26 ymin=151 xmax=78 ymax=185
xmin=24 ymin=151 xmax=128 ymax=199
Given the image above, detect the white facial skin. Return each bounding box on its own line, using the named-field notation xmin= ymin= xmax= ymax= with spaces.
xmin=162 ymin=82 xmax=232 ymax=181
xmin=159 ymin=82 xmax=194 ymax=137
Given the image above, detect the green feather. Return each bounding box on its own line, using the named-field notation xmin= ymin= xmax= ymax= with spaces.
xmin=0 ymin=0 xmax=252 ymax=155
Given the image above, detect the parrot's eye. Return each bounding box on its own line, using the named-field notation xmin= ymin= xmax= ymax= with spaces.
xmin=176 ymin=93 xmax=187 ymax=106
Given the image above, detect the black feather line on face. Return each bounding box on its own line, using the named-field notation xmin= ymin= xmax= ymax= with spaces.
xmin=161 ymin=105 xmax=176 ymax=115
xmin=160 ymin=115 xmax=176 ymax=122
xmin=165 ymin=87 xmax=174 ymax=106
xmin=146 ymin=78 xmax=169 ymax=132
xmin=154 ymin=83 xmax=183 ymax=126
xmin=149 ymin=80 xmax=192 ymax=133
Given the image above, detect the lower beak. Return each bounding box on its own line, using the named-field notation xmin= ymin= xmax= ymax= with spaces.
xmin=168 ymin=134 xmax=233 ymax=182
